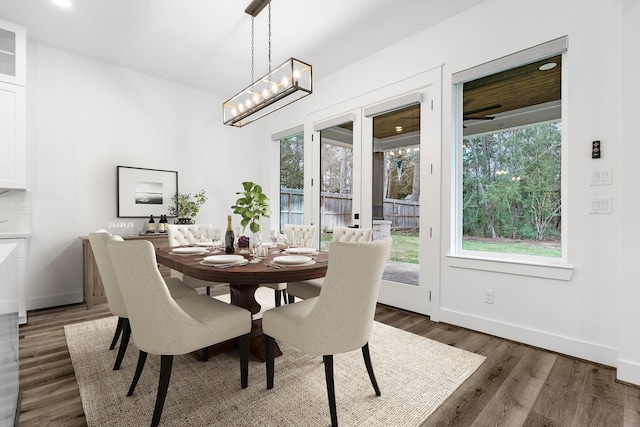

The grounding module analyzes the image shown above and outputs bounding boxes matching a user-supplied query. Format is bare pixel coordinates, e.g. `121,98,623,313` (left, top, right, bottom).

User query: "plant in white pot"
231,182,271,233
168,189,207,224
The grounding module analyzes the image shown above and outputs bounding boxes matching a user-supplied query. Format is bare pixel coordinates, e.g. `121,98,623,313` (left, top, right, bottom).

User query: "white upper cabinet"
0,19,26,189
0,19,26,87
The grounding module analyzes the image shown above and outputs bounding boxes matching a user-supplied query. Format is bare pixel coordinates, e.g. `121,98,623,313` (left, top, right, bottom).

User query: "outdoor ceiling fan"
463,103,502,121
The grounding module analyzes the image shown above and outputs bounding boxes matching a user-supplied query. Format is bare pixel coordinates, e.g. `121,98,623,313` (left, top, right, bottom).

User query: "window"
454,38,566,259
279,130,304,230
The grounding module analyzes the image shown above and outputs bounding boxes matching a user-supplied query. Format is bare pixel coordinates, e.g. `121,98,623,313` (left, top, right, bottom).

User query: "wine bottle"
158,215,166,233
225,215,235,253
147,215,156,234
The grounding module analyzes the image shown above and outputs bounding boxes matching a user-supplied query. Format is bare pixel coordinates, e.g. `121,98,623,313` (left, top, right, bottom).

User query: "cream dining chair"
107,238,252,427
263,237,392,427
262,224,316,307
286,227,373,303
166,223,227,296
88,230,197,370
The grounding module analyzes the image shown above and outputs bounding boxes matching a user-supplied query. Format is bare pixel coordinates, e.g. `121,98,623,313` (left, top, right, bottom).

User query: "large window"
279,131,304,230
455,39,566,259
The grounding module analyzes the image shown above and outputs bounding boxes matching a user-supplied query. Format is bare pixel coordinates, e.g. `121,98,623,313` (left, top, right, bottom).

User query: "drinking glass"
283,232,292,253
211,229,222,250
250,233,262,263
270,229,280,253
294,230,304,249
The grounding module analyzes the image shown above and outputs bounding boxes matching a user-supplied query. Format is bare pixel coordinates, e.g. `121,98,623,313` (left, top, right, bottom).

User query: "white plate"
203,254,244,264
200,259,248,267
285,247,316,255
197,242,214,247
273,255,313,265
171,247,207,254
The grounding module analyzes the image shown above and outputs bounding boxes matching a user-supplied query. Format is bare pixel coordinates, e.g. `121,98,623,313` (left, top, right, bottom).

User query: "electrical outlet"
484,289,494,304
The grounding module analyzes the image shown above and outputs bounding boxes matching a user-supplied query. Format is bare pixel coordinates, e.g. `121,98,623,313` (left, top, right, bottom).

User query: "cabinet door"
0,19,26,86
0,82,26,189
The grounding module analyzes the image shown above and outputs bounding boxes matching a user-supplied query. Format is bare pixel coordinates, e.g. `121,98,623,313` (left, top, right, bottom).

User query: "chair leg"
282,290,289,304
362,343,381,396
113,318,131,370
206,286,211,296
274,290,282,307
127,350,148,396
287,294,295,304
239,334,249,389
266,335,275,389
201,346,209,362
110,317,125,350
323,355,338,427
150,355,173,427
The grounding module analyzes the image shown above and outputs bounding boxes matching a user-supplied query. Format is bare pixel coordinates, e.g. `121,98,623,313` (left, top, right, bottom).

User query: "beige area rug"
65,288,485,426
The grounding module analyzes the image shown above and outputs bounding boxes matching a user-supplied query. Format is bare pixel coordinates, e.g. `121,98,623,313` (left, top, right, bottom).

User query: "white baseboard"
438,308,619,368
617,359,640,386
27,292,83,312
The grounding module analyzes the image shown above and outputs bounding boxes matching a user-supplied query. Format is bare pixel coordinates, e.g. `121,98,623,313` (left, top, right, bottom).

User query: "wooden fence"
280,188,419,230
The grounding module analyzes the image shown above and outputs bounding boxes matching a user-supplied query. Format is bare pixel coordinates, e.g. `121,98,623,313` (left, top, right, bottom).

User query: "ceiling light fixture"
223,0,312,127
51,0,72,7
539,62,557,71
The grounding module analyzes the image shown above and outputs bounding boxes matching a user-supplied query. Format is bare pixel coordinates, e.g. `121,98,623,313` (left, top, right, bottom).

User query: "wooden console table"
80,233,170,309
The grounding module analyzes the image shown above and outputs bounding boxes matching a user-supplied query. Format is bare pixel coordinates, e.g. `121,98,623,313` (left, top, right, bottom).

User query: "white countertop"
0,232,32,239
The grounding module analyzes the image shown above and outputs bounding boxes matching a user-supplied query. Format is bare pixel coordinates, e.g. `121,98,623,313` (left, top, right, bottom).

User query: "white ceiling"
0,0,486,96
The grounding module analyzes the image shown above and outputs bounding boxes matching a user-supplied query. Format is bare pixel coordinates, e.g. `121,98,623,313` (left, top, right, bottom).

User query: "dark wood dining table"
155,246,328,361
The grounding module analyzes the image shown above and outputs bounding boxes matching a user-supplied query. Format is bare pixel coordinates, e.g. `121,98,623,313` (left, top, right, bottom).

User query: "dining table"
155,245,328,362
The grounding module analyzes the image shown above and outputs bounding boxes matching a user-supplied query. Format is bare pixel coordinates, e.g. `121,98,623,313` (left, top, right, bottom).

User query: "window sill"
446,253,574,281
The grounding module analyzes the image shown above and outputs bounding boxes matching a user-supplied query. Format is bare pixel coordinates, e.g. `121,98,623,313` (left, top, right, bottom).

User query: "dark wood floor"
18,293,640,426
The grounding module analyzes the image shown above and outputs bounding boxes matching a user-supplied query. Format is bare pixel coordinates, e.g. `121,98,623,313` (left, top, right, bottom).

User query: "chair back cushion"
88,230,127,317
166,223,212,246
106,239,204,354
296,237,392,355
283,224,316,247
331,227,373,242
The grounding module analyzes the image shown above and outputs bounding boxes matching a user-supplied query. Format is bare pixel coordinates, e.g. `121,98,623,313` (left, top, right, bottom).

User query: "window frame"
449,37,573,281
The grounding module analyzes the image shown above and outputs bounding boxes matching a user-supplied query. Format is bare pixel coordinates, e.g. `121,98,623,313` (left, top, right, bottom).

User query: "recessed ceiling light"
52,0,72,7
539,62,557,71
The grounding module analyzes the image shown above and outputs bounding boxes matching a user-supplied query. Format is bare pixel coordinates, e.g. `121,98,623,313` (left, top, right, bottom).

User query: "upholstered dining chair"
263,224,317,307
88,230,197,370
166,223,227,296
107,238,252,427
286,227,373,303
263,237,392,427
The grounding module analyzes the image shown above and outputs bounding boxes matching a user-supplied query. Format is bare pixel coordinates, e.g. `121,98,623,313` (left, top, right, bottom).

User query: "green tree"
462,122,561,241
280,133,304,189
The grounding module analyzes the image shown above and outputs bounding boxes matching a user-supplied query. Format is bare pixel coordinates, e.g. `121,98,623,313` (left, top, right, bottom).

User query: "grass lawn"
322,230,561,263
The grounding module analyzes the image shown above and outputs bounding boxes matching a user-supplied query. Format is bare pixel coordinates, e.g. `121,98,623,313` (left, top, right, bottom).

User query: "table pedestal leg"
196,284,282,362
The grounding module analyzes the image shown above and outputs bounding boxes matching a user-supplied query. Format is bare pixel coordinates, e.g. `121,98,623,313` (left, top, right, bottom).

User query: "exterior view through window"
461,54,562,257
279,131,304,231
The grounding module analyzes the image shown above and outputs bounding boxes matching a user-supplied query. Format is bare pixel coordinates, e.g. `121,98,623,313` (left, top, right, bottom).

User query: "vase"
175,218,194,224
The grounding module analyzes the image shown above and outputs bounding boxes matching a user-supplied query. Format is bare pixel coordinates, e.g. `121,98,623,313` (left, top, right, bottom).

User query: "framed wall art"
117,166,178,217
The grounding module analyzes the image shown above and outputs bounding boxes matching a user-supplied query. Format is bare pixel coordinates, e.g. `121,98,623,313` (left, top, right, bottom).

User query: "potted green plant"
168,189,207,223
231,182,271,233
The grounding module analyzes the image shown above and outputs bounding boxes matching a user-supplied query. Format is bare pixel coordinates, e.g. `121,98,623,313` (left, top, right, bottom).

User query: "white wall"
25,43,268,309
259,0,638,383
618,0,640,386
17,0,640,385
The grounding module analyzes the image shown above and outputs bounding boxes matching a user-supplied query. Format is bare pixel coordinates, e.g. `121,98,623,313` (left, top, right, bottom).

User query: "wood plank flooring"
18,296,640,426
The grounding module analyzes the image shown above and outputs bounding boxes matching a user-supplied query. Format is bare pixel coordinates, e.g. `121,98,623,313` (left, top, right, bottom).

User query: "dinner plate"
197,242,214,247
273,255,313,265
200,259,248,267
285,247,316,255
171,247,207,255
203,254,244,264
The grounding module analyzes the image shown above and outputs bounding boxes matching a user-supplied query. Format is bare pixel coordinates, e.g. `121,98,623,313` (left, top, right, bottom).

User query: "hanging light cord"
251,16,255,82
250,2,271,80
268,2,272,73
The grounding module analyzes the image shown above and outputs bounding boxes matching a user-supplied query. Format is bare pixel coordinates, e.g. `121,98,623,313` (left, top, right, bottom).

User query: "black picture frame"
117,166,178,218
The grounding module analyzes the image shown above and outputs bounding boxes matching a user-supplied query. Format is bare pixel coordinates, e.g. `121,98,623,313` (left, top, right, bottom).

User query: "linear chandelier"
223,0,312,127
